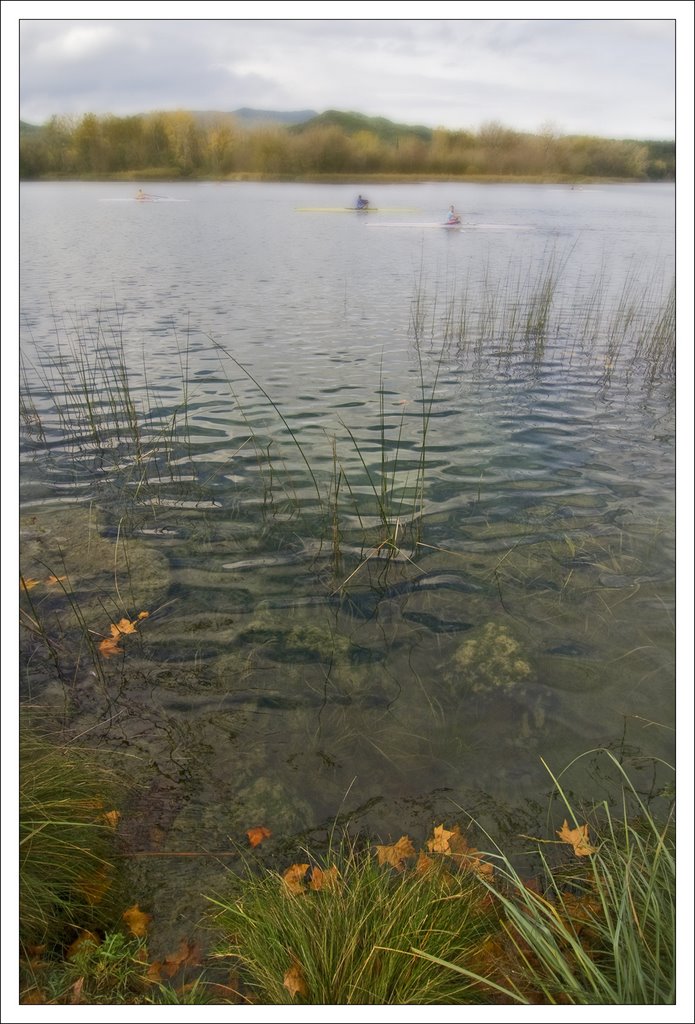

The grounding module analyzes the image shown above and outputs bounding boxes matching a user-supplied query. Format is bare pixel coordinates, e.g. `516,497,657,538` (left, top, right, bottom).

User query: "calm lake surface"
19,181,675,945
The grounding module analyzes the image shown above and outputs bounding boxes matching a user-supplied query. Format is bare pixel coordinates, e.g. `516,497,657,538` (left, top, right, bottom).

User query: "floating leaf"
448,829,494,877
283,960,308,999
557,820,598,857
426,824,456,854
309,865,340,891
123,903,152,937
112,617,138,636
99,636,124,658
282,863,310,895
149,939,202,981
246,825,272,848
415,852,437,875
375,835,416,871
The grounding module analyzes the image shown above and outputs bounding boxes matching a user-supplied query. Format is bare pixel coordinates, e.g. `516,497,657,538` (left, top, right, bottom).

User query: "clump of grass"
19,723,125,950
208,836,497,1005
417,749,675,1005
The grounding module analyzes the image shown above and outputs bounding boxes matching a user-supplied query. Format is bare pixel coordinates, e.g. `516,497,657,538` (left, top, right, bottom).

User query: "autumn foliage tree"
19,110,673,181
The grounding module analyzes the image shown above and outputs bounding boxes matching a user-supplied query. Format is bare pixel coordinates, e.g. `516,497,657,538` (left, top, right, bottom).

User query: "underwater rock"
452,621,532,697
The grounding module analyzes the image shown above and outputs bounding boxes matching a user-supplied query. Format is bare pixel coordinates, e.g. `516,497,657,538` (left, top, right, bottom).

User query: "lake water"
19,181,675,949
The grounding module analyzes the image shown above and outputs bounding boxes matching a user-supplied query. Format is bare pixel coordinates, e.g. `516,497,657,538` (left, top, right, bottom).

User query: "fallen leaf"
66,931,101,959
112,617,138,636
427,824,456,854
283,960,308,999
138,610,150,619
282,863,310,895
70,977,84,1004
448,830,494,877
557,820,598,857
99,636,124,658
103,809,121,830
22,578,42,590
123,903,152,937
309,865,340,891
46,575,68,586
246,825,272,848
415,852,438,875
149,939,202,980
375,835,416,871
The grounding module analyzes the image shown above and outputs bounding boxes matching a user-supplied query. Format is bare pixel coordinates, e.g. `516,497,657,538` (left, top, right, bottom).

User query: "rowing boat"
295,207,420,213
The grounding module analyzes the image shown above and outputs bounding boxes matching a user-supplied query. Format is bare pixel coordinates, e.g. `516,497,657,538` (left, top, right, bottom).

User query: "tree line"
19,110,675,181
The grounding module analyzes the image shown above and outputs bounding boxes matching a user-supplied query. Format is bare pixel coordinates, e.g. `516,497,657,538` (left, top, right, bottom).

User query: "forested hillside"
19,109,675,181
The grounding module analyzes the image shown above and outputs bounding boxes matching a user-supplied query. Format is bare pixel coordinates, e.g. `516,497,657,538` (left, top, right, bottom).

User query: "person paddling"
356,194,370,209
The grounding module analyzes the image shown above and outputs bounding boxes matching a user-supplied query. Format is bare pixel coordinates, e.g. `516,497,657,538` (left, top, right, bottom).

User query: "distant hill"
290,109,433,143
188,108,318,129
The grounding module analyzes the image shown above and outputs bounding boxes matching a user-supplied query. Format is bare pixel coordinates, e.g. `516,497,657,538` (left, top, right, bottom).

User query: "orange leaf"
66,931,101,959
557,820,598,857
246,825,272,848
309,865,340,891
99,636,123,657
22,578,41,589
415,852,438,875
123,903,152,937
69,977,85,1004
375,835,416,871
283,960,308,999
426,824,456,854
138,610,150,619
46,575,68,586
282,863,310,895
151,939,202,980
103,809,121,830
112,617,137,636
448,830,494,877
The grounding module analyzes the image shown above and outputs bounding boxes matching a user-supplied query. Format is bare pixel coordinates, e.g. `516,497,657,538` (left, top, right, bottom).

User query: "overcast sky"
9,3,687,140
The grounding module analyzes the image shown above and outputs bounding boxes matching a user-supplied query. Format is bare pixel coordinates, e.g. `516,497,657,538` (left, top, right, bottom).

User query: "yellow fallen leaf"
138,610,150,619
123,903,152,937
427,824,456,854
282,863,310,895
557,820,598,857
375,835,416,871
448,830,494,877
283,960,308,999
103,809,121,830
22,578,41,590
46,575,68,586
415,852,438,875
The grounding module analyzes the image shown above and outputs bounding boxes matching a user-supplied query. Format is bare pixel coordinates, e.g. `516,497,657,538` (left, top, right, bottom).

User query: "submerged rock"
452,621,532,696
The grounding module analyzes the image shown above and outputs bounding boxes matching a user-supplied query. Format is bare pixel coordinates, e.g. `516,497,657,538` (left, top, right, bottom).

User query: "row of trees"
19,110,674,181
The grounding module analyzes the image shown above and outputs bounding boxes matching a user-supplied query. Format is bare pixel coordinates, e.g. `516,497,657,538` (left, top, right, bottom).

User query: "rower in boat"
445,204,461,225
355,194,370,209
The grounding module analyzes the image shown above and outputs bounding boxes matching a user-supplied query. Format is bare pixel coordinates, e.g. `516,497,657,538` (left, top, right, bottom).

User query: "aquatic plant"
411,749,676,1004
